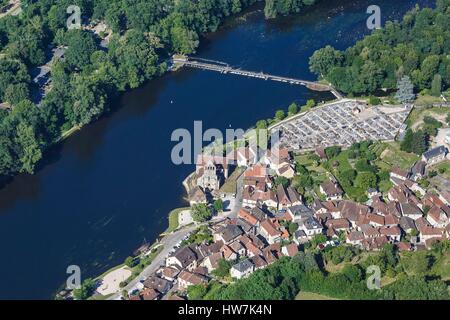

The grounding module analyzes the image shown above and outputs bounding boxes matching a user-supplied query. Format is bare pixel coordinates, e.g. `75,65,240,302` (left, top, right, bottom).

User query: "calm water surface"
0,0,434,299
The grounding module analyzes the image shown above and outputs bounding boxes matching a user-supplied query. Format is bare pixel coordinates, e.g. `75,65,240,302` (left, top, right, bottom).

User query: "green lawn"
431,252,450,280
375,142,419,171
406,106,450,129
295,291,339,300
414,94,446,108
430,160,450,179
219,167,245,194
332,150,353,172
164,207,189,233
294,153,315,167
379,180,394,193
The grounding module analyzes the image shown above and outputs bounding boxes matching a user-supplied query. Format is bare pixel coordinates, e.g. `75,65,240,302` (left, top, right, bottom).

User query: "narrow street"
108,171,244,300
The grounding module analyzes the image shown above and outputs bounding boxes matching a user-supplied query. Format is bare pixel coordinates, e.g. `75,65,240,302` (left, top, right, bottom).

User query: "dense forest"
188,241,450,300
0,0,261,179
264,0,317,19
0,1,448,181
309,0,450,96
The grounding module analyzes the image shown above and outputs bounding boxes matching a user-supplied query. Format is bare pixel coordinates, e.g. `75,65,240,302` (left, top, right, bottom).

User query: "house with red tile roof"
399,202,423,220
379,226,402,242
426,206,449,228
396,242,412,251
390,167,409,181
178,271,208,290
325,218,351,231
238,208,260,226
260,219,283,244
346,231,365,246
320,181,344,201
420,227,446,242
140,288,160,301
281,243,298,257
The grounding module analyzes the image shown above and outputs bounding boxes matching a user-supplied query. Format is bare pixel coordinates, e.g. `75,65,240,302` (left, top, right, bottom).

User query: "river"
0,0,434,299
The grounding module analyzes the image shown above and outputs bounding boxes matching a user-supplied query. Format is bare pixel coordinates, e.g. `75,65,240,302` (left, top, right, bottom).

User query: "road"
433,128,450,149
107,172,244,300
0,1,21,19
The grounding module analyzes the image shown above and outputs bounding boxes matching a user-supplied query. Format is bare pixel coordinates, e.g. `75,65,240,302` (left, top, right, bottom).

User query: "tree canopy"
309,4,450,96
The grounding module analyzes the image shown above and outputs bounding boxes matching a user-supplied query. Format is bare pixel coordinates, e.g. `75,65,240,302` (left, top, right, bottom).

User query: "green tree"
187,283,208,300
355,158,376,172
124,256,136,268
171,26,199,54
288,222,299,235
338,169,357,188
274,176,289,188
395,76,415,103
368,96,381,105
431,74,442,97
400,129,414,153
64,30,98,70
306,99,316,109
68,76,107,126
355,172,377,190
288,102,298,115
325,146,341,159
191,204,212,223
309,45,343,76
4,83,29,106
212,259,232,278
214,199,224,212
275,110,285,121
15,122,42,174
310,234,327,248
256,119,268,129
73,278,96,300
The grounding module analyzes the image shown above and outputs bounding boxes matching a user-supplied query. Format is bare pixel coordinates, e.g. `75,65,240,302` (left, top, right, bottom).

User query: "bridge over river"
173,57,343,100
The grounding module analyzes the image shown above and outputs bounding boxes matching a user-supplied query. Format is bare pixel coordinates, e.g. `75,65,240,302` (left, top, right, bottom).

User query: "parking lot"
271,100,412,151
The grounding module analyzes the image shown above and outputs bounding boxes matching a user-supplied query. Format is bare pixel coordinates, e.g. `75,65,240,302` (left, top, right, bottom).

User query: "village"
118,101,450,300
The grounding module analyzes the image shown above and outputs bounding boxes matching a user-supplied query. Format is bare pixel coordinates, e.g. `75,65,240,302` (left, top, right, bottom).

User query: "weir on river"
173,56,343,99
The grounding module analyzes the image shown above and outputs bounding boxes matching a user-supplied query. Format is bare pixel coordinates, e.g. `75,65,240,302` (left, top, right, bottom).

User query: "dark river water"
0,0,434,299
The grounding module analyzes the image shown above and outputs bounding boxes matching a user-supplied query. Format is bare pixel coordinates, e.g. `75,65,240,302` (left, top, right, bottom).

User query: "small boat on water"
133,238,150,257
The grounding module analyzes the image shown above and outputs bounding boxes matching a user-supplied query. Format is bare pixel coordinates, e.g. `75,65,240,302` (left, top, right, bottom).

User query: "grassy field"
326,150,366,200
406,106,449,130
165,207,190,233
294,152,329,184
375,142,419,171
431,252,450,280
219,167,245,194
430,160,450,178
414,94,445,108
294,152,315,167
295,291,339,300
331,150,353,172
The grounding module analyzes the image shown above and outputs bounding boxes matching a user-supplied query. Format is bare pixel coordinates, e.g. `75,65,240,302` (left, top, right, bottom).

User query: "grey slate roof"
288,204,313,219
399,216,417,231
423,146,447,160
173,246,198,268
301,216,322,230
218,224,244,242
411,161,426,177
232,259,254,272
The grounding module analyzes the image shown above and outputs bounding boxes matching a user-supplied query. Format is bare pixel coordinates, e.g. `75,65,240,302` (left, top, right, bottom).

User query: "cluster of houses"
129,211,302,301
191,146,296,202
129,143,450,300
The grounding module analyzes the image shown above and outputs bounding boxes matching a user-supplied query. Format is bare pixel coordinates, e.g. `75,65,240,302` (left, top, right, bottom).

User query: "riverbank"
0,0,433,299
